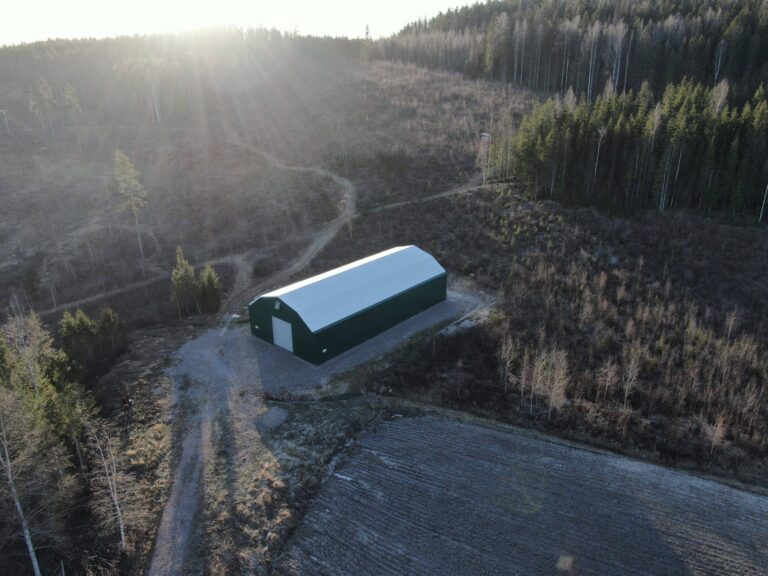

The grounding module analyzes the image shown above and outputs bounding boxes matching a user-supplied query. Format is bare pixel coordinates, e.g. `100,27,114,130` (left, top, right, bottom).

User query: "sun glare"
2,0,460,46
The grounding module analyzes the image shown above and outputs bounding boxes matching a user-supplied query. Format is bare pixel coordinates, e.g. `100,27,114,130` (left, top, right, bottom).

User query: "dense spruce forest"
376,0,768,218
491,79,768,216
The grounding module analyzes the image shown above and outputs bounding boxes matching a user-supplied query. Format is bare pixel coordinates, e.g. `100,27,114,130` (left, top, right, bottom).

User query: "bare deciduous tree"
710,415,727,455
623,345,641,408
547,349,569,420
519,346,532,407
712,79,729,115
597,357,619,402
0,390,42,576
86,423,127,551
725,307,739,340
498,324,519,392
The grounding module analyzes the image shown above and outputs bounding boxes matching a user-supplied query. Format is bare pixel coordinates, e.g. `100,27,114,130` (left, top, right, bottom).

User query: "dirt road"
37,145,492,318
222,142,357,313
280,415,768,575
146,295,476,575
367,172,486,213
133,142,489,574
37,250,245,318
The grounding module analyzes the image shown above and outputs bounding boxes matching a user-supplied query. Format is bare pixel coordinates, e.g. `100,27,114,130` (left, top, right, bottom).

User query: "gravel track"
146,295,476,575
222,142,357,313
280,416,768,575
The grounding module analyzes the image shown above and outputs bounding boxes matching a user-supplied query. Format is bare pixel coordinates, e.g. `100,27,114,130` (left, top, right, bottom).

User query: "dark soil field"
279,415,768,576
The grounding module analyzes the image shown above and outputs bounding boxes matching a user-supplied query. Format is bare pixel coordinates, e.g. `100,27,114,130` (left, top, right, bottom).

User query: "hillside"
0,5,767,576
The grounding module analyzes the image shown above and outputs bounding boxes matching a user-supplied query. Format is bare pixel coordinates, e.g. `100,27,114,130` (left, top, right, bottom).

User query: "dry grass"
2,59,537,328
190,400,382,574
80,326,196,575
315,190,768,485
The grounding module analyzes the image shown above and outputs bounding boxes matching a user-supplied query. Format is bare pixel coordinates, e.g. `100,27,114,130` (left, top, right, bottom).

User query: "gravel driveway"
214,295,474,397
279,416,768,575
148,295,475,575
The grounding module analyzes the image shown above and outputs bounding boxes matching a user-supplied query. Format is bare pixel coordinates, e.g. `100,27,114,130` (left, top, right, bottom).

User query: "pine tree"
97,307,125,353
113,150,148,276
198,265,222,314
171,247,199,317
59,309,98,374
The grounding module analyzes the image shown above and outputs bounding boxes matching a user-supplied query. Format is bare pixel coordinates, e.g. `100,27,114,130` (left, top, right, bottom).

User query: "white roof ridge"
253,245,445,332
264,245,413,298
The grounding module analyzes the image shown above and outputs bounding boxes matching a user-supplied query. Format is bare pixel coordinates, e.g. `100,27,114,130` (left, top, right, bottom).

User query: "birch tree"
497,325,518,392
607,22,627,93
591,126,607,198
597,357,619,402
622,344,642,408
547,349,569,420
0,389,42,576
86,423,126,551
585,22,602,101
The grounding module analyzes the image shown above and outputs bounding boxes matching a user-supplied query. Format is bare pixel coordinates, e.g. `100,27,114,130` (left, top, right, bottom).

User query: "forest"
377,0,768,101
0,29,361,129
0,2,767,575
375,0,768,218
490,79,768,216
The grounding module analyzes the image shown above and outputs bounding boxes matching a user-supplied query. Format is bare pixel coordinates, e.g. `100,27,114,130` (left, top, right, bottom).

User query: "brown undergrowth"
316,190,768,486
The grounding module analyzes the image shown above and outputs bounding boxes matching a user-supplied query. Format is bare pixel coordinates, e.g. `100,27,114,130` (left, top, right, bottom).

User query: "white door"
271,317,293,352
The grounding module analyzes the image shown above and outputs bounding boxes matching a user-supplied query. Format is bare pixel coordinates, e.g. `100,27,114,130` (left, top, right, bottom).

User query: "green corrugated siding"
248,273,447,364
248,296,316,360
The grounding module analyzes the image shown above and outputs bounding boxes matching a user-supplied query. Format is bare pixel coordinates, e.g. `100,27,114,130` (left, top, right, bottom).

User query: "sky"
1,0,464,47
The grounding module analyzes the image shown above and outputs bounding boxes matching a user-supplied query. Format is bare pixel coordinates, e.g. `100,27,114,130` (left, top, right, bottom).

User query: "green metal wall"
248,296,317,361
248,273,447,364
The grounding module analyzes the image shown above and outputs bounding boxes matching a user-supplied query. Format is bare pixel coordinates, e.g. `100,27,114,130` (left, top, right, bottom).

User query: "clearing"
146,293,477,575
278,415,768,575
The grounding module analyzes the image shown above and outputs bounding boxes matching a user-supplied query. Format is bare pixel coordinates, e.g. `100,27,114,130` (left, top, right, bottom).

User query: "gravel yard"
279,416,768,575
189,295,475,398
149,294,475,574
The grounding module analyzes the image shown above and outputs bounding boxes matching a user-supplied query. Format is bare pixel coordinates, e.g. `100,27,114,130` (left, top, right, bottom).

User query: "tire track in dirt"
146,324,259,576
146,416,207,576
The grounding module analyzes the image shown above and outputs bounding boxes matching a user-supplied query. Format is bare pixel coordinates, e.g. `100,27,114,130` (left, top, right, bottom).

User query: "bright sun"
2,0,461,46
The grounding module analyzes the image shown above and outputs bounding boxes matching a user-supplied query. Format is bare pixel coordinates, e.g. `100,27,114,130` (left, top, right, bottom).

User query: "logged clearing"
279,416,768,575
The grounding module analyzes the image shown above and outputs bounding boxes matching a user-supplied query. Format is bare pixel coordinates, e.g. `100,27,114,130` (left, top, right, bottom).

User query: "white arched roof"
254,246,445,333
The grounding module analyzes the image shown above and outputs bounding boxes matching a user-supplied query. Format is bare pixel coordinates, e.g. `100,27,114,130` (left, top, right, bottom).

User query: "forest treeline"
0,28,362,133
489,79,768,217
376,0,768,102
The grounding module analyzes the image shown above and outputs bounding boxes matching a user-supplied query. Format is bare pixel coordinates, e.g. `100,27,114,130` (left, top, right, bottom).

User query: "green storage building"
248,245,447,364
